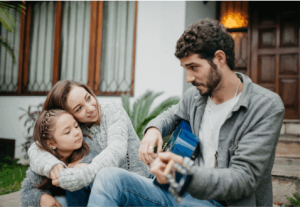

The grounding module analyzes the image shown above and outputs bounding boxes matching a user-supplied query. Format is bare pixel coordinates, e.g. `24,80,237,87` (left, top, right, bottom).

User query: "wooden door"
249,2,300,119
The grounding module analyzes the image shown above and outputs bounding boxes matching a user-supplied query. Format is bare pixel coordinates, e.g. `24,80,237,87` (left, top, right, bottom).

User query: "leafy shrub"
19,103,43,159
0,156,28,195
285,193,300,207
121,90,180,140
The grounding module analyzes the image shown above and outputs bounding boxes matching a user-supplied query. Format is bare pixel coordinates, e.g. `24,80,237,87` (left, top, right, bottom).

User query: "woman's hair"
175,18,235,70
43,80,101,125
33,109,90,190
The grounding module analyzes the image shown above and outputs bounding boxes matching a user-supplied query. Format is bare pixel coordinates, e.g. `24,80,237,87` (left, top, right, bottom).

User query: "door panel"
250,2,300,119
280,54,298,74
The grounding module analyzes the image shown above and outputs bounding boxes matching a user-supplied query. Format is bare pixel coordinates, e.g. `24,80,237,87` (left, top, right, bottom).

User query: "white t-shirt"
195,93,241,168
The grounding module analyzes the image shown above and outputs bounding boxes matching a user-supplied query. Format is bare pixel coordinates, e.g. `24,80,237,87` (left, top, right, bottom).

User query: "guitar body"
159,120,201,203
163,120,200,160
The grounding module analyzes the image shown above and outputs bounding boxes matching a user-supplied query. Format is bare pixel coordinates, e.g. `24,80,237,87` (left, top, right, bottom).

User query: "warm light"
220,1,248,29
222,12,248,28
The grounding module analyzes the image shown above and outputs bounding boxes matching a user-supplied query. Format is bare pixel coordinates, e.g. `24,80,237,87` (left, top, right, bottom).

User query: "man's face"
180,53,222,96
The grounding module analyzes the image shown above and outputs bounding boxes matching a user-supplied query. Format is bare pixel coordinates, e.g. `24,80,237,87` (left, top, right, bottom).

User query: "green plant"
19,103,43,159
0,156,28,195
0,1,25,63
285,193,300,207
121,90,180,140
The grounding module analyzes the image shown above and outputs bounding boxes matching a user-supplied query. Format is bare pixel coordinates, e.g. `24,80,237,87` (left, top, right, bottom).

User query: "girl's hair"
43,80,101,125
33,109,90,190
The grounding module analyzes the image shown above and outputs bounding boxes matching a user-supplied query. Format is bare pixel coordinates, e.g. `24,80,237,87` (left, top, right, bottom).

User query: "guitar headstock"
164,157,195,203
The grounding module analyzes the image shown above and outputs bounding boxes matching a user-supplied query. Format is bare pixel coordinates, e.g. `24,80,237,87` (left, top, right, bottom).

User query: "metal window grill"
99,1,135,93
27,2,55,92
0,9,20,92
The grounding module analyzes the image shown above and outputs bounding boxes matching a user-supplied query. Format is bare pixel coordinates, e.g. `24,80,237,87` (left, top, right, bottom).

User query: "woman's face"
66,86,99,127
52,113,83,154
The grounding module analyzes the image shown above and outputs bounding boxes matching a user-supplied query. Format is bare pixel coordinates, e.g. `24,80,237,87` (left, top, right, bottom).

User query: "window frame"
0,1,138,96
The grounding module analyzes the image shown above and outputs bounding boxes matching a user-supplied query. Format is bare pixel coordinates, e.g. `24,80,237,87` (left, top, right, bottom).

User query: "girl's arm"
19,168,52,207
58,102,131,191
28,143,66,178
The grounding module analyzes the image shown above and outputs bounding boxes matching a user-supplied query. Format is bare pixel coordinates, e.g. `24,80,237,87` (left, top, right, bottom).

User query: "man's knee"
94,167,131,186
93,167,133,194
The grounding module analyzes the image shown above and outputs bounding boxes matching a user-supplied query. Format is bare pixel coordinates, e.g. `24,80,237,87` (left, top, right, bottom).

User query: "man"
87,19,284,207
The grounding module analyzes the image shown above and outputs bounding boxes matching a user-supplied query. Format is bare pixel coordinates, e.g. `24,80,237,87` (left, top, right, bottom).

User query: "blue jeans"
65,184,93,206
87,167,223,207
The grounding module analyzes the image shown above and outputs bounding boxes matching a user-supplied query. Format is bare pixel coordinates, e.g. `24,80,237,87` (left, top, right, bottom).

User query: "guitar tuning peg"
173,163,180,169
171,182,179,189
166,174,172,180
176,197,183,203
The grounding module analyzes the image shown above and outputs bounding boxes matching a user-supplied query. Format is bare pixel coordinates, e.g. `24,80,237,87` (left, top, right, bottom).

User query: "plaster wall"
183,1,217,94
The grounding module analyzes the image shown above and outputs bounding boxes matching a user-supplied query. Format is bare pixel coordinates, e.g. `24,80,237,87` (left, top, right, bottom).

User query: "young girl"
20,109,101,207
25,80,151,205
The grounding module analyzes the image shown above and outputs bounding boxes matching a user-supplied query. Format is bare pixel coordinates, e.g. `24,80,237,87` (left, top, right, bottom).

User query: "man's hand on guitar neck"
139,127,163,165
150,152,183,184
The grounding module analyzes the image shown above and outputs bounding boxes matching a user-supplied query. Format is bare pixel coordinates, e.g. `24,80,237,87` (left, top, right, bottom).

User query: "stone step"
275,135,300,159
272,156,300,205
281,120,300,136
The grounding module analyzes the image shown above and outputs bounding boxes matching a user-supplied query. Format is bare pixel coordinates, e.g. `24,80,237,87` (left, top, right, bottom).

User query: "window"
219,1,249,74
0,8,21,93
0,1,138,96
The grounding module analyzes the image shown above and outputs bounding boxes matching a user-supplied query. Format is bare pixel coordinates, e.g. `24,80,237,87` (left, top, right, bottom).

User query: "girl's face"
51,113,83,155
66,86,99,127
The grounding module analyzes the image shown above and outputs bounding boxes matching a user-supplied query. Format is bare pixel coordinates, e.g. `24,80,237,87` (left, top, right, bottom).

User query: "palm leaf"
0,36,15,63
135,114,158,139
131,91,152,129
148,96,180,118
0,7,16,31
137,91,163,129
121,93,131,119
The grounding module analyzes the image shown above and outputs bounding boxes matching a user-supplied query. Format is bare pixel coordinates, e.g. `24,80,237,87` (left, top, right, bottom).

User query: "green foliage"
19,103,43,159
285,193,300,207
121,90,180,140
0,1,26,63
0,156,29,195
0,36,16,63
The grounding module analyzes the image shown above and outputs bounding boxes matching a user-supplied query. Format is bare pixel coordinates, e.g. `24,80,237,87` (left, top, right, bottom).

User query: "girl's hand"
40,194,62,207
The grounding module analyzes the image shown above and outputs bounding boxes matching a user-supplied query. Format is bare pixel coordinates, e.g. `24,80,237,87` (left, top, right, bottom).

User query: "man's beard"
192,61,222,96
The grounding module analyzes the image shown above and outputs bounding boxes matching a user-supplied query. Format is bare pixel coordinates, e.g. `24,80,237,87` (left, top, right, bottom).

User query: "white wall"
0,1,186,163
183,1,216,94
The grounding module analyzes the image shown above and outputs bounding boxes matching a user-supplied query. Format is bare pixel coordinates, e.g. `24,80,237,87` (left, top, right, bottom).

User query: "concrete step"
0,191,20,207
275,135,300,159
272,157,300,205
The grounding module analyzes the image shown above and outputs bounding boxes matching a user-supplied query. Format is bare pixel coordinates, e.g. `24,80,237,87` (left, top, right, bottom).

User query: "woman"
20,109,100,206
25,80,151,205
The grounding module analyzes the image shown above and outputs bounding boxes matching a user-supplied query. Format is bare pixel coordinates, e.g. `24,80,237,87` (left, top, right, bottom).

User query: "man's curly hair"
175,18,235,70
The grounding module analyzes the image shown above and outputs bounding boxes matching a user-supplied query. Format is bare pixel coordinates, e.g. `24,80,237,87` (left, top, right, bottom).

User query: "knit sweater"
20,136,101,207
27,102,151,192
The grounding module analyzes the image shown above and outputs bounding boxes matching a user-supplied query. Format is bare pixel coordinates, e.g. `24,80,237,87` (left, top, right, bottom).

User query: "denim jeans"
65,184,93,206
87,167,223,207
54,195,68,207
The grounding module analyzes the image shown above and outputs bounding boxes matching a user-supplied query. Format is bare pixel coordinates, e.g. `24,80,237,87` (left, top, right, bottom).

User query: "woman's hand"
150,152,183,184
40,194,62,207
139,127,163,165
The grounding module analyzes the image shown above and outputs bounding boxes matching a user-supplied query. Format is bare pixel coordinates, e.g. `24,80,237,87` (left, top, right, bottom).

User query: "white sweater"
28,102,151,192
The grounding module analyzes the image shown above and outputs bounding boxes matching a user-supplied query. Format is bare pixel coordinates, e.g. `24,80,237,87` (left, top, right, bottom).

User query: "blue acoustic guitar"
158,120,202,203
163,120,201,160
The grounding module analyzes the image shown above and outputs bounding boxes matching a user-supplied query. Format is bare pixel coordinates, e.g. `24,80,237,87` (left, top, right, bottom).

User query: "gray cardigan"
145,73,285,206
20,136,101,207
27,102,151,191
